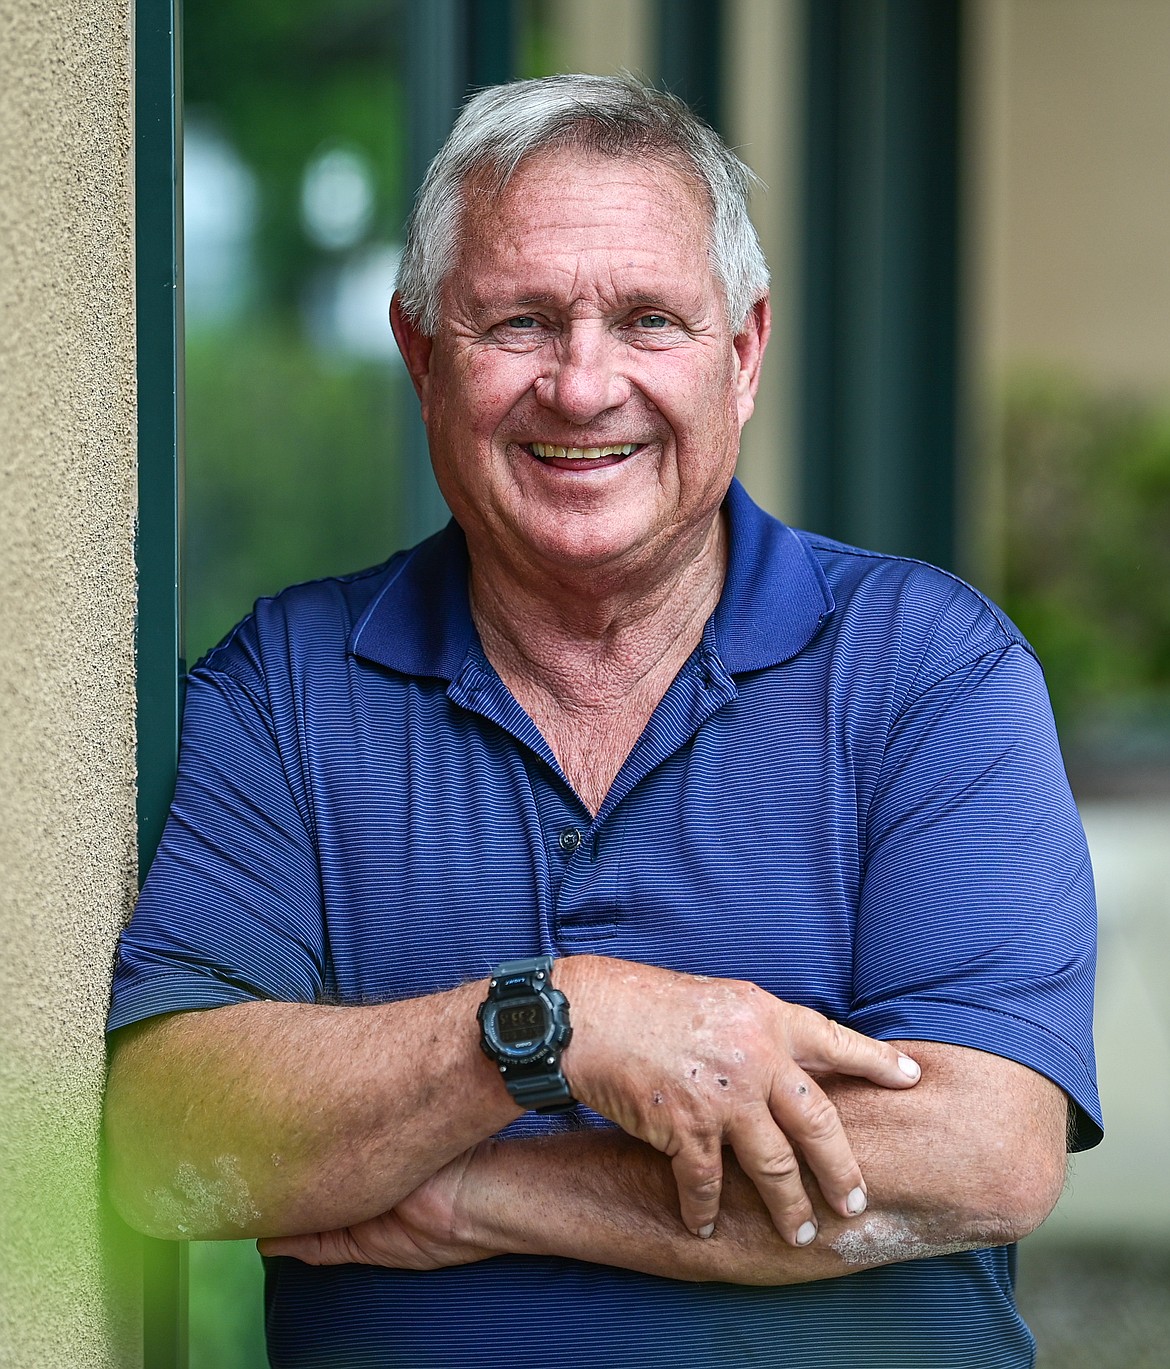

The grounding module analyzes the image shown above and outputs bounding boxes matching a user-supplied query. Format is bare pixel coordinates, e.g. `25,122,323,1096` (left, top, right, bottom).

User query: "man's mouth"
529,443,639,463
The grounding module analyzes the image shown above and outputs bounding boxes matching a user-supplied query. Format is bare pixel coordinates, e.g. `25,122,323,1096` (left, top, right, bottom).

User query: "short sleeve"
108,656,326,1031
847,642,1102,1150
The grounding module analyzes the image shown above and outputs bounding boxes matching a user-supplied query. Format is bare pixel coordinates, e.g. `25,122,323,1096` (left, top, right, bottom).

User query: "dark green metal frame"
656,0,725,138
799,0,963,569
135,0,187,1364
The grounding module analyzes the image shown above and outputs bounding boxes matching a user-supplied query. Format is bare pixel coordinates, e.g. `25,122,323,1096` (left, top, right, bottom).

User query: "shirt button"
558,826,583,854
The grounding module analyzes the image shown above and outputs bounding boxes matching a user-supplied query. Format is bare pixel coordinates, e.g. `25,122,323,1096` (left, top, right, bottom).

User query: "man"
106,75,1100,1367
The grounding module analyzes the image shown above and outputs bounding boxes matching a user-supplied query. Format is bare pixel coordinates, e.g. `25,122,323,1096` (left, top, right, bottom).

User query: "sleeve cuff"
106,973,265,1033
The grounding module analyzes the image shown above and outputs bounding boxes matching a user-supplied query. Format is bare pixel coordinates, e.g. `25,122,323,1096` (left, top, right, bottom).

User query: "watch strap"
493,954,555,988
503,1067,575,1113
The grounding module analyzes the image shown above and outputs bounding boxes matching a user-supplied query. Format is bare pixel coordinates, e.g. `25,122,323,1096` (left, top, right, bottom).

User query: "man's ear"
733,294,771,430
390,293,434,416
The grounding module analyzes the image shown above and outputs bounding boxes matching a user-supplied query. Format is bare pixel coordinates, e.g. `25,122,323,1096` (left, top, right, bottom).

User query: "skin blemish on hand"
715,1076,730,1089
652,1091,664,1105
796,1083,809,1096
147,1154,261,1236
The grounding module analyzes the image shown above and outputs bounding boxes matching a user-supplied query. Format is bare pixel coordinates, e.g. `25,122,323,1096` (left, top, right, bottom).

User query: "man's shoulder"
790,528,1035,684
722,484,1031,683
194,552,410,687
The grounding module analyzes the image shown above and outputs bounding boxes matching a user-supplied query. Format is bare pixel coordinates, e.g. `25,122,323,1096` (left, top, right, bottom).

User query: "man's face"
393,149,769,584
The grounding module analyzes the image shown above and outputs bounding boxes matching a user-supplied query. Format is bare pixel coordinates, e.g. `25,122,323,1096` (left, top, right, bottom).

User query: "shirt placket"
448,637,739,959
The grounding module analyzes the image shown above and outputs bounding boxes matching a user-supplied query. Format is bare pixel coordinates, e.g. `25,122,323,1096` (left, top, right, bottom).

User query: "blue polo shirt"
111,479,1100,1368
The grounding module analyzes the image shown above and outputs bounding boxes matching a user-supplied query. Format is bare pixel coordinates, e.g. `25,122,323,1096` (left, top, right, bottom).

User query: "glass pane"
183,0,411,663
182,2,412,1362
188,1240,266,1369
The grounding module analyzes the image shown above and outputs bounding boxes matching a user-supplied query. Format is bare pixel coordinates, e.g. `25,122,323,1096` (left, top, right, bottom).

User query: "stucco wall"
0,0,141,1363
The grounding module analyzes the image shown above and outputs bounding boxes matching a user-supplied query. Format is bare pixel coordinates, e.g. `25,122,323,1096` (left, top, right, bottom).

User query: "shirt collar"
348,478,834,679
348,521,476,679
713,477,835,672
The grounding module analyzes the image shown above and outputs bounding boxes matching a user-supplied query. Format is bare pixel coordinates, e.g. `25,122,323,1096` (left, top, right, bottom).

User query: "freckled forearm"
104,990,520,1241
459,1131,983,1286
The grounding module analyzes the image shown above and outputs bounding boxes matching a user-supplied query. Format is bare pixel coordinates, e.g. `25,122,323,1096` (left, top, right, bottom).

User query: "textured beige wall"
0,0,141,1363
974,0,1170,393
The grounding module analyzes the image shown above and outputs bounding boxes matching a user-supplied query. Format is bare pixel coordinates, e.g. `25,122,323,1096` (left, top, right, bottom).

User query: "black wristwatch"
477,956,575,1113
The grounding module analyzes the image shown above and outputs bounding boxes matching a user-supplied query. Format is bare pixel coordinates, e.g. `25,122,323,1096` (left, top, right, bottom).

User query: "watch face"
485,996,551,1059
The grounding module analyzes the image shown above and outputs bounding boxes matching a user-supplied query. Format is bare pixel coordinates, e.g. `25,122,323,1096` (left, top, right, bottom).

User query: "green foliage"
184,0,409,317
184,323,409,662
999,374,1170,729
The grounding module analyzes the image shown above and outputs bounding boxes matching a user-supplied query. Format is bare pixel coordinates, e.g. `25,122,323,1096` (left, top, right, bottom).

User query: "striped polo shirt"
111,478,1101,1368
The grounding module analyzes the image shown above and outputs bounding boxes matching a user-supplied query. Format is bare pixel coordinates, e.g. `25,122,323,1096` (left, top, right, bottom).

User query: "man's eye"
506,316,537,329
636,314,670,329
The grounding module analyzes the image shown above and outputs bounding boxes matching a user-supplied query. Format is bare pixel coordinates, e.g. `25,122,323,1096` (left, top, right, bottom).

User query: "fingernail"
697,1223,716,1239
846,1186,867,1215
898,1054,921,1080
795,1220,817,1246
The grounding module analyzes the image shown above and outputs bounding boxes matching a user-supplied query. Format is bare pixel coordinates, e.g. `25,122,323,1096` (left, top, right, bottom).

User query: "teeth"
531,443,637,461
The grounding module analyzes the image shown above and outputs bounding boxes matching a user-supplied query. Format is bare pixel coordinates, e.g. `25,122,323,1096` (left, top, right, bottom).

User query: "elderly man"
106,75,1100,1367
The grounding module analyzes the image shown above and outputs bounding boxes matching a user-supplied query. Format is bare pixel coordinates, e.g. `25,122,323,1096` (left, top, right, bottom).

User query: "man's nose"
534,323,631,423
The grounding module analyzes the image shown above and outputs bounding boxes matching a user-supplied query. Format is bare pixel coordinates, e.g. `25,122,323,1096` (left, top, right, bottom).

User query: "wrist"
446,1140,483,1248
449,1139,523,1256
549,954,610,1097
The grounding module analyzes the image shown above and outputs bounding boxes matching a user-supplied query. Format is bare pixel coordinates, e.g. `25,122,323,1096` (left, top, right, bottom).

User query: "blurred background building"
2,1,1166,1366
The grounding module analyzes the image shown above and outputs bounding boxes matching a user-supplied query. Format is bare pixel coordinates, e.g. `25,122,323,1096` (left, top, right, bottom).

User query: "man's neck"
467,513,728,714
466,514,728,815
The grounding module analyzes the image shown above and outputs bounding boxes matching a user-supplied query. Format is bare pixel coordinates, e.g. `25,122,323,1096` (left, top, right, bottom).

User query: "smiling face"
392,149,769,593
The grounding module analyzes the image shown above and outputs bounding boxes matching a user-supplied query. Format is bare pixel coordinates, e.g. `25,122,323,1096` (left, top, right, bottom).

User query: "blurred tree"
1000,375,1170,772
184,326,406,661
184,0,409,319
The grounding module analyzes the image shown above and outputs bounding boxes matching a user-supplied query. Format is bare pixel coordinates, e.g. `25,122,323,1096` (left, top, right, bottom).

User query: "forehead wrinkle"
452,151,720,323
474,241,715,316
473,149,709,249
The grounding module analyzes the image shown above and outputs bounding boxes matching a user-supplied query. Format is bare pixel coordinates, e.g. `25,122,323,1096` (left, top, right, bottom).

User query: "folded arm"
262,1041,1069,1284
104,954,919,1244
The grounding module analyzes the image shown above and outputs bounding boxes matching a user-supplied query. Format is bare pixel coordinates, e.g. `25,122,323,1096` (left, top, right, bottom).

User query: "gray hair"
395,73,769,333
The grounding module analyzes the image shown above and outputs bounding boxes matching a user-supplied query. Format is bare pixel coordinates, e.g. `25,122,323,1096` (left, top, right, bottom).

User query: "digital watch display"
477,956,575,1112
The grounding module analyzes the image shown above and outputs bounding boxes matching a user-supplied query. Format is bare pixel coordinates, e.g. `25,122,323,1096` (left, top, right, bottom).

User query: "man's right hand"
555,956,921,1246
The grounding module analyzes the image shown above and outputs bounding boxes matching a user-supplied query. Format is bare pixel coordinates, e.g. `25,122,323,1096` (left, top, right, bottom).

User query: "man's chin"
504,512,668,581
